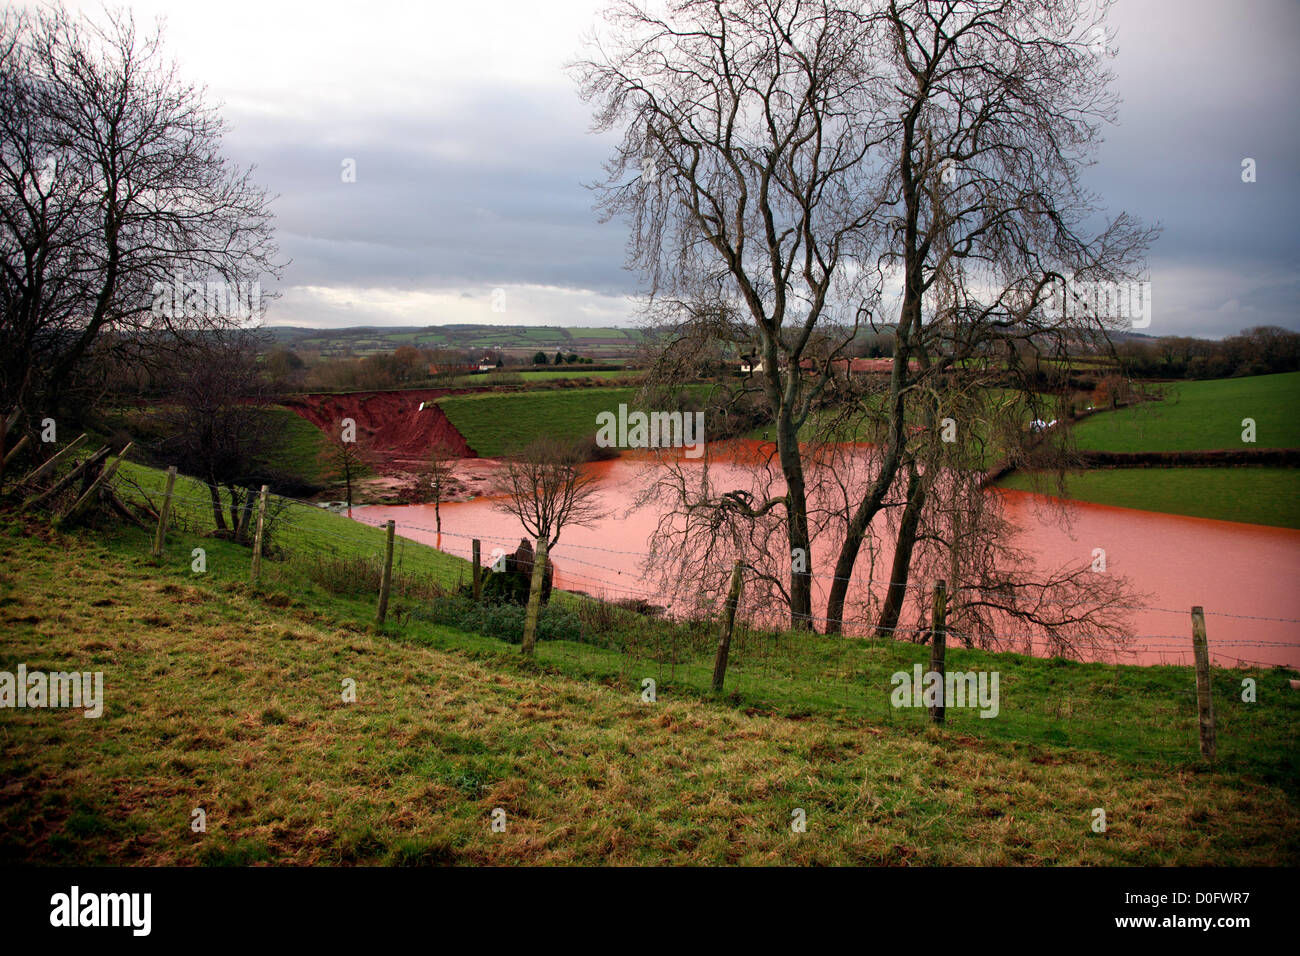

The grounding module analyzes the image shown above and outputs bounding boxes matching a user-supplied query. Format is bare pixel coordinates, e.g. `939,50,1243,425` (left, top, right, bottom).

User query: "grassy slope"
97,461,1300,783
2,519,1297,865
1072,372,1300,452
1000,467,1300,530
436,386,715,457
112,460,467,583
265,406,336,486
437,387,641,456
1000,373,1300,527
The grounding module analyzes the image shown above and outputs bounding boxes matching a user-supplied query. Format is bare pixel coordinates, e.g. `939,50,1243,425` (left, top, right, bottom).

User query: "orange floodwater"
356,451,1300,669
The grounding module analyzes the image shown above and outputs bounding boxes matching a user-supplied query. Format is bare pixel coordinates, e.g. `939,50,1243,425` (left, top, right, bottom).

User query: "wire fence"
105,466,1300,776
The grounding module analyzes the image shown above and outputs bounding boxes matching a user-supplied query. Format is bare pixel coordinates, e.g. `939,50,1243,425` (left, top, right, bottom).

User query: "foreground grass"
1073,372,1300,452
1,516,1298,865
108,459,1300,780
999,467,1300,530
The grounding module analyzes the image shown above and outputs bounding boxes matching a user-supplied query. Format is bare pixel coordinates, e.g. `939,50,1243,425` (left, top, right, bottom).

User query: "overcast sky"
42,0,1300,337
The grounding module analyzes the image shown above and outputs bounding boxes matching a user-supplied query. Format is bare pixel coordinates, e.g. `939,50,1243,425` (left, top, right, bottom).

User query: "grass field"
437,387,641,456
998,373,1300,526
2,511,1297,865
1073,372,1300,452
436,386,707,457
516,369,641,382
999,467,1300,529
264,407,337,486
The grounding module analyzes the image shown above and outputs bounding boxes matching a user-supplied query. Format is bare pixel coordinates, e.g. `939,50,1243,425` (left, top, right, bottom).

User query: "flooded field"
357,451,1300,669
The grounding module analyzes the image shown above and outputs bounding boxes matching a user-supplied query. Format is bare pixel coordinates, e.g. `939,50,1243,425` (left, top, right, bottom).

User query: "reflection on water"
356,452,1300,669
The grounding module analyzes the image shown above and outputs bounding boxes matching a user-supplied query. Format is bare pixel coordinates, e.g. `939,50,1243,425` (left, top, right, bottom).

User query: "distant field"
436,387,645,456
272,325,648,357
998,467,1300,529
1073,372,1300,452
569,328,633,340
517,369,640,381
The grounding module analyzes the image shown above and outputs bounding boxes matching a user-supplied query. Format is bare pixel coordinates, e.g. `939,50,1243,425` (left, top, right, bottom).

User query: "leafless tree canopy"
0,3,280,434
577,0,1156,650
494,437,608,550
154,331,282,534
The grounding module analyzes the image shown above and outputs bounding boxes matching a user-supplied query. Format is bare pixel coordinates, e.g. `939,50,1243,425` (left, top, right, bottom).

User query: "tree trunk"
236,486,256,544
227,483,241,532
208,479,227,531
874,463,926,641
776,411,814,630
823,355,909,633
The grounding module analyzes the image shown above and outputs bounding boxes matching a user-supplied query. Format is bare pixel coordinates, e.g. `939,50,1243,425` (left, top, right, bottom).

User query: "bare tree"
0,4,280,440
319,432,369,518
577,0,1155,644
494,437,607,551
426,440,455,536
156,333,281,533
575,0,891,627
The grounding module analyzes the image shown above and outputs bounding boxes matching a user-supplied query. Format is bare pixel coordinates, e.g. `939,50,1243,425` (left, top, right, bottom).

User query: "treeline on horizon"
1111,325,1300,380
88,320,1300,402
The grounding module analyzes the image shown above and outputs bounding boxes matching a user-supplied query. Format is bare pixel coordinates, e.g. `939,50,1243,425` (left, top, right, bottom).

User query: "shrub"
421,594,583,644
574,432,620,462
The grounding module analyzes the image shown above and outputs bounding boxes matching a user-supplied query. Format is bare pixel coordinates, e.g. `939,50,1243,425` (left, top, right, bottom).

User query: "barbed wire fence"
103,465,1300,774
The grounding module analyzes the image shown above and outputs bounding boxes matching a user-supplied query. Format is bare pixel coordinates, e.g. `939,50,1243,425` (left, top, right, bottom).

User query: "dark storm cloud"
1082,0,1300,336
220,86,631,300
202,0,1296,335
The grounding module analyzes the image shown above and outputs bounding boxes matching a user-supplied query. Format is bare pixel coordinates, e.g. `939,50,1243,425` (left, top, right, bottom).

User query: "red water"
356,453,1300,669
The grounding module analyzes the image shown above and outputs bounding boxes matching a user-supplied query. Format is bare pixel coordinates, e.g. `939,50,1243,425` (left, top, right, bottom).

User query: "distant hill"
261,324,651,360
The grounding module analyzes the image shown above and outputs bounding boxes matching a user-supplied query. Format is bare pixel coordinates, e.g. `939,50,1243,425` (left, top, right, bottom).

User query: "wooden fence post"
250,485,269,585
520,537,548,658
61,442,132,524
2,433,30,474
22,446,108,513
14,433,86,488
472,539,481,602
929,580,948,724
151,466,177,560
1191,606,1216,762
712,560,745,693
376,519,396,626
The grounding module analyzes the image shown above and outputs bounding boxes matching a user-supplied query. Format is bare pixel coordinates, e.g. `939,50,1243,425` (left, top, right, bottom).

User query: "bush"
421,594,583,644
573,432,621,462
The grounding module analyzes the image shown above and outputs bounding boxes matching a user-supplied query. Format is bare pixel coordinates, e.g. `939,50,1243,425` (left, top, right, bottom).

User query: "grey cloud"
212,2,1296,335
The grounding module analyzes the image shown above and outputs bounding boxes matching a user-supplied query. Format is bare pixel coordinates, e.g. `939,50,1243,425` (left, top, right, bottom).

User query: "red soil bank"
282,388,479,471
